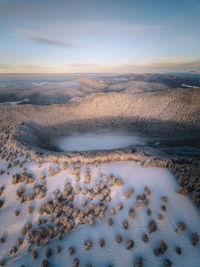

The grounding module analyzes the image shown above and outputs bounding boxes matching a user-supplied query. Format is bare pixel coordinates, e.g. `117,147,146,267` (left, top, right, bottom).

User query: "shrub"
32,250,38,260
45,248,52,257
15,209,20,216
122,220,129,229
83,240,93,250
134,256,143,267
144,186,151,196
146,208,151,216
148,220,157,234
72,258,80,267
115,234,123,243
125,239,134,249
175,246,182,255
68,247,75,256
191,232,199,246
110,207,116,216
163,258,171,267
41,260,49,267
142,233,149,243
55,246,61,253
124,187,134,198
117,202,123,210
98,238,105,247
0,199,4,209
178,221,186,231
161,196,168,204
107,218,113,226
161,205,167,212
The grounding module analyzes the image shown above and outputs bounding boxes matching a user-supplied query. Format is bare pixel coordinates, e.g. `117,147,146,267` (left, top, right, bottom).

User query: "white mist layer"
54,131,148,151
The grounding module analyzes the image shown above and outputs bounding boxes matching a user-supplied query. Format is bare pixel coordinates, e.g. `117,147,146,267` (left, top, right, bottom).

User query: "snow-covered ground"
30,81,81,88
53,131,148,151
0,159,200,267
181,84,199,89
0,99,29,106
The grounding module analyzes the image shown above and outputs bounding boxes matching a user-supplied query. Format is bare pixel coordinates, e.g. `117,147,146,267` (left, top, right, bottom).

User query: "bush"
72,258,80,267
68,247,75,256
191,232,199,246
32,250,38,260
55,246,61,253
0,199,4,209
41,260,49,267
83,239,93,250
134,257,143,267
163,258,171,267
107,218,113,226
175,246,182,255
146,208,151,216
144,186,151,196
115,234,123,243
110,207,116,216
161,196,168,204
0,236,6,244
15,209,20,216
125,239,134,249
142,233,149,243
178,221,186,231
45,248,52,257
117,202,123,210
161,205,166,212
98,238,105,247
148,220,157,234
124,187,134,198
122,220,129,229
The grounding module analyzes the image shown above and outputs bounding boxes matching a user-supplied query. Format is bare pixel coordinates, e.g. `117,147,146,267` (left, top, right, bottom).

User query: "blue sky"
0,0,200,73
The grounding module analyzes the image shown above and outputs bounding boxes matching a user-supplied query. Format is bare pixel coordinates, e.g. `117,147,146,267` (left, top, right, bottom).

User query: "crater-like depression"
13,115,200,157
52,130,150,152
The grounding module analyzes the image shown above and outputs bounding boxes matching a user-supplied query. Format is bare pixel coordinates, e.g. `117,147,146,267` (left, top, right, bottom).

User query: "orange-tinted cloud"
0,59,200,74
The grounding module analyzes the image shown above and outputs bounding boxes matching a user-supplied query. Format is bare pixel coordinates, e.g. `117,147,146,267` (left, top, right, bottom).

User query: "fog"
53,130,148,151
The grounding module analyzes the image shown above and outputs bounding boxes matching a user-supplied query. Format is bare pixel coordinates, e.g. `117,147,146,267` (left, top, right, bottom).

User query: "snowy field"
0,158,200,267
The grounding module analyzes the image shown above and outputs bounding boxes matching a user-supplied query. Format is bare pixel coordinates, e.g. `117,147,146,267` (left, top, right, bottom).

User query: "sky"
0,0,200,74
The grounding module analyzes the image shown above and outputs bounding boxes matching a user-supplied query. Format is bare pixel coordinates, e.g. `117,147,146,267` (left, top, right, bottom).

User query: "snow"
182,84,199,89
30,81,81,88
0,99,29,106
113,78,128,82
53,131,148,151
0,159,200,267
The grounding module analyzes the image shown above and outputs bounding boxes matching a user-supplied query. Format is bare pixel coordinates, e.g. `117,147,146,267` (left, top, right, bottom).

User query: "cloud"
16,27,79,48
25,34,78,48
115,60,200,73
189,70,197,73
15,20,167,46
0,64,61,73
65,60,200,73
0,64,13,69
67,63,101,68
1,60,200,74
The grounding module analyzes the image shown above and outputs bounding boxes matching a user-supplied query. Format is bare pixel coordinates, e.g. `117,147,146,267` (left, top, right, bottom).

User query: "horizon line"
0,71,200,76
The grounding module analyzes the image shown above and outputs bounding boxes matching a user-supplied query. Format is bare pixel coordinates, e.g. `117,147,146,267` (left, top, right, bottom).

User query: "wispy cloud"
114,60,200,73
0,64,64,74
24,34,78,48
16,20,167,45
0,64,12,69
67,63,101,68
15,26,79,48
1,60,200,74
46,21,166,36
